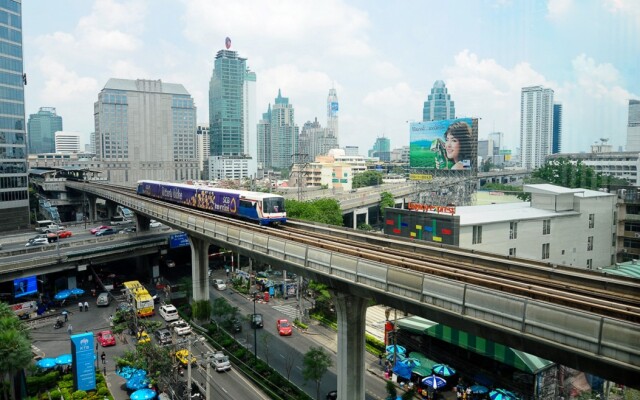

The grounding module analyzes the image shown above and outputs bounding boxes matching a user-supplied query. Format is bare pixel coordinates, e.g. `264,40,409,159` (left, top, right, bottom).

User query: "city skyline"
23,0,639,157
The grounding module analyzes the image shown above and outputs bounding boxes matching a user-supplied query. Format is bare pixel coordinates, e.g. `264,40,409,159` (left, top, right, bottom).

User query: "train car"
136,180,286,226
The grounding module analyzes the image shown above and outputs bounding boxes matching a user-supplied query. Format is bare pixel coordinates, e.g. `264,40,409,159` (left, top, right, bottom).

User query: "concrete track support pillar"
333,292,368,400
189,236,210,302
105,200,117,219
86,195,97,222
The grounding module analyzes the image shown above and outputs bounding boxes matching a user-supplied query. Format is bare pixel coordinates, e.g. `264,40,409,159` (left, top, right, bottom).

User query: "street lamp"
252,291,258,362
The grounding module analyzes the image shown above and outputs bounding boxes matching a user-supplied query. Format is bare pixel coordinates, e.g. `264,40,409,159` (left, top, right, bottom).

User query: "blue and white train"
136,180,286,226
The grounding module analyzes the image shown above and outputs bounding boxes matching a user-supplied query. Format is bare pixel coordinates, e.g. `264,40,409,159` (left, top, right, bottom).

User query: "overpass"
4,181,638,398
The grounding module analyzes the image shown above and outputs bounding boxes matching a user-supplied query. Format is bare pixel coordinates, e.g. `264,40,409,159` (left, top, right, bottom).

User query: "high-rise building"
626,100,640,151
553,103,563,154
327,88,339,145
297,117,338,162
344,146,359,156
209,47,257,180
0,0,29,230
196,124,210,179
54,132,81,153
520,85,554,169
423,80,455,121
94,78,198,184
369,136,391,162
257,90,299,170
27,107,63,154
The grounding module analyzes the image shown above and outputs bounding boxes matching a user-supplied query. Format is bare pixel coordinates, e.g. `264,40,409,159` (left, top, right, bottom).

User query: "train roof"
138,180,283,199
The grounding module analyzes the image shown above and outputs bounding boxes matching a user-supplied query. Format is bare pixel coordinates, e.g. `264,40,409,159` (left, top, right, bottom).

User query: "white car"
149,220,162,228
212,279,226,290
26,237,49,247
170,319,192,336
159,304,179,322
207,351,231,372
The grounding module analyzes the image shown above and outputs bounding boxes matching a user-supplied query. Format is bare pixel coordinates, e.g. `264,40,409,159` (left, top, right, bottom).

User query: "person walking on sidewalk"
78,301,83,312
101,352,106,365
83,301,89,311
67,324,73,335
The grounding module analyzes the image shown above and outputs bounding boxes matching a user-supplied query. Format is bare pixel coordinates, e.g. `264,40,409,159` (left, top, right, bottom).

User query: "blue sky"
22,0,639,156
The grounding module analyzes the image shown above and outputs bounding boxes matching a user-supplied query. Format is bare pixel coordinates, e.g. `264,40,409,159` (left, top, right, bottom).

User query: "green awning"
397,316,553,374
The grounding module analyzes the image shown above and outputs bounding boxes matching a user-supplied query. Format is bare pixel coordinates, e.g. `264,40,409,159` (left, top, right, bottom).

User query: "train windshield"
263,197,285,214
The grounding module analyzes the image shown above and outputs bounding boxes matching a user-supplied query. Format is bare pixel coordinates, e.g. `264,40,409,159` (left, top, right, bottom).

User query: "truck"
35,220,63,233
206,351,231,372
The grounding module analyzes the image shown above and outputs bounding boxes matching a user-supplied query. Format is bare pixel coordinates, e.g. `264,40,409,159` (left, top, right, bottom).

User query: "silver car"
96,292,110,306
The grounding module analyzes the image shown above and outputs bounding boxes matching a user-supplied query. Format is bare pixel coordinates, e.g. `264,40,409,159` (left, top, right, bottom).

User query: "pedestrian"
84,301,89,311
78,301,83,312
67,324,73,335
378,353,383,366
101,351,106,365
63,310,68,322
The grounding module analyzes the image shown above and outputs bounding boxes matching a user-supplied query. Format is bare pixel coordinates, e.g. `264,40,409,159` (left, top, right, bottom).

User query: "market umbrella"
385,344,406,355
130,388,156,400
36,358,57,369
54,290,71,300
55,354,72,365
432,363,456,377
70,288,85,296
386,352,406,362
421,375,447,389
470,385,489,394
126,376,150,391
490,388,519,400
399,358,421,368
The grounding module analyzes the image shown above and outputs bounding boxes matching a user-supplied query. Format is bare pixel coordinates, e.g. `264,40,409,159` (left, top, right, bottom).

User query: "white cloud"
547,0,574,20
603,0,640,22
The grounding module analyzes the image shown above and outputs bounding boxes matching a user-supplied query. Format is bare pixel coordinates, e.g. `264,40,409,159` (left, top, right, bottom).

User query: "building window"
472,226,482,244
587,236,594,251
509,222,518,240
543,219,551,235
613,211,617,224
612,233,616,247
588,214,595,229
587,259,593,269
542,243,550,260
509,248,516,257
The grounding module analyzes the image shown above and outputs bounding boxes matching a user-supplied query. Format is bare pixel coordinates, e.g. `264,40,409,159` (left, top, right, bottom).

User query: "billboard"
384,207,459,246
409,118,478,172
169,232,190,249
14,276,37,298
71,332,96,391
330,101,339,117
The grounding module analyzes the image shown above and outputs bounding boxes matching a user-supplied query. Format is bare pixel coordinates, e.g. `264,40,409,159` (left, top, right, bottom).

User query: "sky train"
136,180,287,226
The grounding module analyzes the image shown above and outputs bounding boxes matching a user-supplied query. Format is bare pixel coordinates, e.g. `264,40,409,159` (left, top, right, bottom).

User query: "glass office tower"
0,0,29,231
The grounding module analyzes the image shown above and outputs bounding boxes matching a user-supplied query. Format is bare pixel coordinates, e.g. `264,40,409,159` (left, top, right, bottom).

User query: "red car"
90,225,111,234
96,330,116,347
277,319,292,336
57,230,73,239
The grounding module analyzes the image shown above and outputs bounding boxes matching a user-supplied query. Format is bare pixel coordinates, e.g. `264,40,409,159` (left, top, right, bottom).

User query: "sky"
22,0,639,156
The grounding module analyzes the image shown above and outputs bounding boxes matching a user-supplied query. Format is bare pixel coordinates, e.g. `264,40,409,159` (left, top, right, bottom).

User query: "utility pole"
291,153,309,201
252,291,258,362
187,338,193,399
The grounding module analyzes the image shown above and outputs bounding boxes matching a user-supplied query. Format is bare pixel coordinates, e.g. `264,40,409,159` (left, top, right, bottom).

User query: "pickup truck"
36,224,63,233
206,351,231,372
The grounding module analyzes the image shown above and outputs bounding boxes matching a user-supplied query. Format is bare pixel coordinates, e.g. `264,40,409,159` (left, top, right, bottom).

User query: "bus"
122,281,155,317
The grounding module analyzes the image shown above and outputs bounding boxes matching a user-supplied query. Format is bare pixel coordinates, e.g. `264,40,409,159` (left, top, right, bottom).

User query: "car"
90,225,111,234
170,319,192,336
56,230,73,238
175,349,197,366
251,313,264,329
212,279,226,290
229,317,242,333
96,292,110,307
137,331,151,344
25,237,49,247
96,330,116,347
96,228,118,237
119,226,137,234
207,351,231,372
326,390,338,400
154,328,172,346
149,220,162,228
159,304,179,322
165,259,176,268
148,288,160,304
277,319,292,336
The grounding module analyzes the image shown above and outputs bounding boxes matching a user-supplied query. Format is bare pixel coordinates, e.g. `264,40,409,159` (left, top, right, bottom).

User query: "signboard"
330,101,339,117
409,118,478,172
499,149,511,155
14,276,37,298
169,232,190,249
71,332,96,391
384,208,459,246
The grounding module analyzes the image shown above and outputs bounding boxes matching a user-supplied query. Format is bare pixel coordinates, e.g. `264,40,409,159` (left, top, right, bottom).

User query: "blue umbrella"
36,358,57,368
421,375,447,389
130,388,156,400
385,344,406,355
126,376,150,391
490,388,519,400
386,352,406,362
432,363,456,377
55,354,72,365
470,385,489,394
70,288,85,296
399,358,421,368
54,290,71,300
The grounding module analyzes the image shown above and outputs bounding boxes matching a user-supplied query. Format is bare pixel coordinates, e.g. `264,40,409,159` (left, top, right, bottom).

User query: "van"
96,292,110,307
159,304,179,322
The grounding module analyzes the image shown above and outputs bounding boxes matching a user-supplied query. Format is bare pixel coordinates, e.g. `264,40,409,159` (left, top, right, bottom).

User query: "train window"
239,200,257,209
263,197,285,213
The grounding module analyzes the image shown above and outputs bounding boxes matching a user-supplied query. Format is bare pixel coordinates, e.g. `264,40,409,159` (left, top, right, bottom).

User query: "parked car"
90,225,111,234
170,319,192,336
277,319,292,336
96,330,116,347
96,292,110,307
212,279,226,290
137,331,151,344
159,304,179,322
25,237,49,247
229,317,242,333
56,230,73,239
251,313,264,329
207,351,231,372
154,328,172,346
175,349,197,366
96,228,118,237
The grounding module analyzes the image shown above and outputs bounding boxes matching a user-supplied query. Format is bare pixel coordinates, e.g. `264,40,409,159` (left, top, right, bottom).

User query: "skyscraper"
209,46,257,180
369,136,391,162
94,78,198,183
626,100,640,152
54,132,81,153
298,117,338,162
423,80,455,121
327,88,339,145
196,124,210,179
0,0,29,230
257,90,299,170
27,107,63,154
553,103,563,154
520,86,554,169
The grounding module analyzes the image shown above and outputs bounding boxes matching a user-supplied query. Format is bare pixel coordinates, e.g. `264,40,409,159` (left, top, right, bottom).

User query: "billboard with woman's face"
409,118,478,173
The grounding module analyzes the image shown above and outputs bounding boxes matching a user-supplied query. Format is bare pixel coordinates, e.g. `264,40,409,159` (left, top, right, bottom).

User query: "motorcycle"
54,319,64,329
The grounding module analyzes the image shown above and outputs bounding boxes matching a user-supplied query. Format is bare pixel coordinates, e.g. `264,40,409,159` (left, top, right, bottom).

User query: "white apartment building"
520,86,554,169
209,156,251,181
547,152,640,187
457,184,616,269
54,131,81,153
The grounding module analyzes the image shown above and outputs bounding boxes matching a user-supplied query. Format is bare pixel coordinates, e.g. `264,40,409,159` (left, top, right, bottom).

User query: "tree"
0,303,32,400
352,171,383,188
285,198,343,226
302,346,332,400
191,299,212,322
380,191,395,210
211,297,238,322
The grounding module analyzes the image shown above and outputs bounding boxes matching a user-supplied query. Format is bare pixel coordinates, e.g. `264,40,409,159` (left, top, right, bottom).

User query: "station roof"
601,263,640,279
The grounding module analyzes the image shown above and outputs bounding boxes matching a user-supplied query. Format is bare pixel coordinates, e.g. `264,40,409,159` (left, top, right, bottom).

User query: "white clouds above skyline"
23,0,638,156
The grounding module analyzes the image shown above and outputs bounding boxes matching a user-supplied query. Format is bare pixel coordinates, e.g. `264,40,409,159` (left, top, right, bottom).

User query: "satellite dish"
225,37,231,49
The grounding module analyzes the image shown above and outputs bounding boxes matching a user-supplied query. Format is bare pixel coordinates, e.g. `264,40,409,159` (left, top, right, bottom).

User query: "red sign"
407,202,456,215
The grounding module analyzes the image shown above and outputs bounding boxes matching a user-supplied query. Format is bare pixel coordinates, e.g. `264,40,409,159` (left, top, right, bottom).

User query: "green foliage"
211,297,238,322
386,380,398,398
353,170,383,188
285,198,343,225
380,191,395,210
0,302,33,399
357,223,373,231
293,318,308,330
26,371,60,395
302,346,333,399
71,390,87,400
191,299,213,322
365,333,385,355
